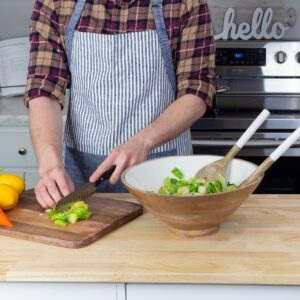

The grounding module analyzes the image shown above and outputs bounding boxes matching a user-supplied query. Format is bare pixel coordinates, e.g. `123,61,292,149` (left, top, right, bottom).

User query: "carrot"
0,208,13,227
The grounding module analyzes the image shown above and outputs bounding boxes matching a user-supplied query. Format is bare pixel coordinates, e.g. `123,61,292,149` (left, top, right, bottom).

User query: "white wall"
0,0,35,40
0,0,299,41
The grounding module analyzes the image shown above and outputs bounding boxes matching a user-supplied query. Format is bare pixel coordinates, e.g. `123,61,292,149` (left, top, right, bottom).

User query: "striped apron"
64,0,193,192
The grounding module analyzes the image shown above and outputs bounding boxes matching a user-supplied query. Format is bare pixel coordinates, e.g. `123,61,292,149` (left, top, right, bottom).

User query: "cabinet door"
126,284,300,300
0,169,24,179
24,170,39,189
0,283,117,300
0,168,38,190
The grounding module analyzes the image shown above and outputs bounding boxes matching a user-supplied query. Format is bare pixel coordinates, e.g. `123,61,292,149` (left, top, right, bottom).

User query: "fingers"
35,184,56,209
65,174,75,193
109,159,128,184
89,151,117,183
34,168,74,209
54,170,73,197
90,141,148,186
89,150,134,185
35,186,51,209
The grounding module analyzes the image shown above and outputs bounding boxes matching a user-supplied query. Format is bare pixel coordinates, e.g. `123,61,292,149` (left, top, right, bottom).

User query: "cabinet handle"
18,148,27,155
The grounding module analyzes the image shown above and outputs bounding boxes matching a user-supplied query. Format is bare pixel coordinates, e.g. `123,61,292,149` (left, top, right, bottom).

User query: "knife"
56,165,116,207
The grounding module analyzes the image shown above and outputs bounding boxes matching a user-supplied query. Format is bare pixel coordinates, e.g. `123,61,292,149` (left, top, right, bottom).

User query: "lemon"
0,183,19,210
0,174,25,194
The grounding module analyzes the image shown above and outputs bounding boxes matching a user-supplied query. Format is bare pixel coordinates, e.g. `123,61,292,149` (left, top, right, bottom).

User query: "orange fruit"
0,183,19,210
0,174,25,194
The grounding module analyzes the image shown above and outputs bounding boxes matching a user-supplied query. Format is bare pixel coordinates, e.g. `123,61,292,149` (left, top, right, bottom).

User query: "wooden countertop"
1,193,300,285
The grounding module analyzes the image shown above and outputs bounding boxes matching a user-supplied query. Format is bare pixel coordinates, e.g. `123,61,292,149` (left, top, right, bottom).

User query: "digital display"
216,48,266,66
234,53,243,59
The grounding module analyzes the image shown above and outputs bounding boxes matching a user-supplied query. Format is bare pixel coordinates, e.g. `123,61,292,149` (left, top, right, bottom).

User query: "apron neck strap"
65,0,177,96
150,0,177,95
66,0,87,62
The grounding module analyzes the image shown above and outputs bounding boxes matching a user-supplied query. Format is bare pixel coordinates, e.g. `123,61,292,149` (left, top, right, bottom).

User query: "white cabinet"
0,283,118,300
0,127,38,189
0,128,36,167
126,284,300,300
24,170,40,189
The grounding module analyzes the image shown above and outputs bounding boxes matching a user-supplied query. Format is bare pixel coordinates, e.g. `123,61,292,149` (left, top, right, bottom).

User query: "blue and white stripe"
64,30,192,156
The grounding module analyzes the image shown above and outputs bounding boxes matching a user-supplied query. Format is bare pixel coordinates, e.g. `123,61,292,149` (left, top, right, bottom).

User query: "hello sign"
215,7,290,40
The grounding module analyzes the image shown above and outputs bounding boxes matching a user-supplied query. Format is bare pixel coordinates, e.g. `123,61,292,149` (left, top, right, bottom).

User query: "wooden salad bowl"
122,155,263,237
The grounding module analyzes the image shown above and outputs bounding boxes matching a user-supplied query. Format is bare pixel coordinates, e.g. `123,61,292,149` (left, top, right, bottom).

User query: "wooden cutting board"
0,189,143,248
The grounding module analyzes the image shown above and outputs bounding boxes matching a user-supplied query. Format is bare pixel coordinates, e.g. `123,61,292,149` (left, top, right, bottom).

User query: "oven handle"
192,139,300,148
216,86,230,94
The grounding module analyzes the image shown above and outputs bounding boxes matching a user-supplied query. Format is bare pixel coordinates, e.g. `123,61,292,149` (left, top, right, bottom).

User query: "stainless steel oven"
191,41,300,193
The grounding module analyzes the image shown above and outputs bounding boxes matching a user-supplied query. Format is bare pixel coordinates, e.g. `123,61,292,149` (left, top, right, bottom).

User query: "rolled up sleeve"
176,0,216,108
24,0,69,108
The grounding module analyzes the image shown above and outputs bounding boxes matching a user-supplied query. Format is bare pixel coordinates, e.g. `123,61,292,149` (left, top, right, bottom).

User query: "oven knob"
275,51,287,64
296,52,300,63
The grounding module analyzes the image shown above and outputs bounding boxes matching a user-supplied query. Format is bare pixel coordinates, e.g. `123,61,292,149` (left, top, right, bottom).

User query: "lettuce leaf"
46,200,92,226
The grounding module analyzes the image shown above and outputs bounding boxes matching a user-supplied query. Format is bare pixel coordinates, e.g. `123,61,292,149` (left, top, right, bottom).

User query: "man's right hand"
35,166,75,209
28,96,69,209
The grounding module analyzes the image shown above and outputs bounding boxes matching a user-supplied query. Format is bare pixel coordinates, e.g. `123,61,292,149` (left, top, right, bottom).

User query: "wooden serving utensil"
195,109,270,181
240,127,300,187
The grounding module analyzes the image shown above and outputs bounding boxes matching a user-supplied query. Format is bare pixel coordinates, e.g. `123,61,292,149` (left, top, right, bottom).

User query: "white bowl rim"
121,155,262,198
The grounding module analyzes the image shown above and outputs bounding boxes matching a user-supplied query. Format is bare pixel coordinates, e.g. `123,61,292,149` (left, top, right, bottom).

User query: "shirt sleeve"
176,0,216,108
24,0,69,109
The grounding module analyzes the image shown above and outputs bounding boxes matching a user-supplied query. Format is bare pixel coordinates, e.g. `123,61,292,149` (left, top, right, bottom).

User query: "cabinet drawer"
0,128,37,168
126,284,300,300
0,283,117,300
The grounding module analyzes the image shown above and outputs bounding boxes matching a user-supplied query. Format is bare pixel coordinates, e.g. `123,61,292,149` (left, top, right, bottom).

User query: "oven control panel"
216,41,300,77
216,48,266,66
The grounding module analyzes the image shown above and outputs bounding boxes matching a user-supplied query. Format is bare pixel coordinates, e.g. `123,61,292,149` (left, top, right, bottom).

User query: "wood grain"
1,193,300,285
124,175,262,237
0,190,143,248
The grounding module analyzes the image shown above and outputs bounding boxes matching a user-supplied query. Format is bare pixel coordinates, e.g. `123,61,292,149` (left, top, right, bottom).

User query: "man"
25,0,215,208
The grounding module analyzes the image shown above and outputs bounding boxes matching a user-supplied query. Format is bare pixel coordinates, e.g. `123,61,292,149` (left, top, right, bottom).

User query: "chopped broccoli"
46,200,92,226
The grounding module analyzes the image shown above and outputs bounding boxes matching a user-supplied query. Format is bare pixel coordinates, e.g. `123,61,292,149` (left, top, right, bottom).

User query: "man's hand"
28,96,69,208
89,94,206,185
89,137,150,184
35,166,75,209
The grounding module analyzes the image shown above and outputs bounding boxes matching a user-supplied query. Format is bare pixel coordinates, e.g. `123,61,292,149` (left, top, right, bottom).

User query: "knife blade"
56,165,116,207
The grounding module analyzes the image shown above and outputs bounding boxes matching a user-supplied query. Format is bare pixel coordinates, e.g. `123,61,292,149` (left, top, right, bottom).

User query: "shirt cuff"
177,81,215,109
24,77,67,109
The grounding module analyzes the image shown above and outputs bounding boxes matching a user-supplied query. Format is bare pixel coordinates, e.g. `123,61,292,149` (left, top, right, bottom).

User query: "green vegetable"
171,167,184,179
207,182,217,194
46,200,92,226
158,168,237,196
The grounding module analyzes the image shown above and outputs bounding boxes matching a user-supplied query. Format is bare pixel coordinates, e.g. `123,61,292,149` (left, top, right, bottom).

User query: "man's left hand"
89,136,149,184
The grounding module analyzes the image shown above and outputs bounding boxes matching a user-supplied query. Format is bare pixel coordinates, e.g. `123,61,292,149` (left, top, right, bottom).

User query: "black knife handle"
95,165,117,186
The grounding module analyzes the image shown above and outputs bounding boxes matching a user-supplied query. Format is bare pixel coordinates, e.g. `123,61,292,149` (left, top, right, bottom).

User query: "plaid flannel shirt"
25,0,215,108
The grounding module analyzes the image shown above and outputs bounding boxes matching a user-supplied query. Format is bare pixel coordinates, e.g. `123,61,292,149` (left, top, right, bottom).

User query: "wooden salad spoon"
240,127,300,187
195,109,270,181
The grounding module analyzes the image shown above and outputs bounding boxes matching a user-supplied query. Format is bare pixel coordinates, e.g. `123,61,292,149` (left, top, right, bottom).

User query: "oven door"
192,132,300,194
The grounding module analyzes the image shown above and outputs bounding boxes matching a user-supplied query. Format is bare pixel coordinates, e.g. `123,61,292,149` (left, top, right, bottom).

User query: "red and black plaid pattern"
25,0,215,107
